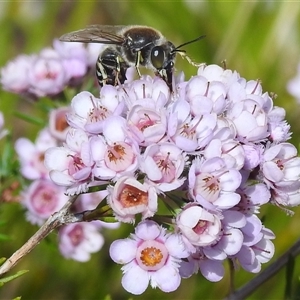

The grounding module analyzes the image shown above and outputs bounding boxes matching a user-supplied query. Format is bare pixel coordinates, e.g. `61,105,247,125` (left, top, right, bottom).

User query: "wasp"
59,25,205,90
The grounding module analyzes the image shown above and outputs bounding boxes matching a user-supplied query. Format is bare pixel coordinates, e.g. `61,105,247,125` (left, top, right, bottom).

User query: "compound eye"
151,46,166,69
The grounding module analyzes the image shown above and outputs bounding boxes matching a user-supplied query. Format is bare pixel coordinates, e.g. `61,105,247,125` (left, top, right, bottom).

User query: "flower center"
88,96,109,123
194,172,222,203
137,113,155,132
193,220,208,235
136,240,168,271
120,184,148,207
68,155,85,175
32,183,58,214
55,113,69,132
68,224,84,246
105,142,134,172
141,246,163,266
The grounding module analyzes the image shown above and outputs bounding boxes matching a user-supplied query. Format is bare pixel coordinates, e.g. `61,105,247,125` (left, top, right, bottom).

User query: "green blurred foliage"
1,1,300,299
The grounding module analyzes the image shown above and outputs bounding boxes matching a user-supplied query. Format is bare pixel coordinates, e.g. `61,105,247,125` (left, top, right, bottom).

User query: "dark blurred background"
1,2,300,299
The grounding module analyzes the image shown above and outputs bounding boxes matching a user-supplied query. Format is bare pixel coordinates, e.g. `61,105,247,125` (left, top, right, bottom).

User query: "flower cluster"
0,40,103,99
2,40,300,295
43,63,300,294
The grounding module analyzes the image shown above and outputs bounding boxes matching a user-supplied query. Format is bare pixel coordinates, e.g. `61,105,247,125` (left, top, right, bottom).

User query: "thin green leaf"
0,270,29,285
14,112,45,126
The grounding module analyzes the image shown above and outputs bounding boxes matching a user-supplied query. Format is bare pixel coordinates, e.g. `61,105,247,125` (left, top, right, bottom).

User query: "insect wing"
59,25,126,44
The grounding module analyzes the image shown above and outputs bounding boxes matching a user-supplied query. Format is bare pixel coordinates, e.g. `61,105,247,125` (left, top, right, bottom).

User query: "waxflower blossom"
45,128,95,195
234,226,275,273
188,157,242,210
59,222,104,262
0,54,34,94
109,220,189,295
15,128,58,180
140,142,186,191
3,35,300,296
22,179,68,225
107,176,158,223
66,88,124,134
27,49,67,97
179,249,225,282
0,40,89,99
176,203,222,248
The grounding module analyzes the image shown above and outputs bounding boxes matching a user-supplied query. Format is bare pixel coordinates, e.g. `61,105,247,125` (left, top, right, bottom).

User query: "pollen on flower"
107,144,126,162
38,153,45,163
55,114,69,132
88,102,109,123
136,240,168,271
157,152,170,170
203,175,220,193
120,184,148,207
180,123,196,139
155,155,176,183
141,246,163,266
105,142,134,172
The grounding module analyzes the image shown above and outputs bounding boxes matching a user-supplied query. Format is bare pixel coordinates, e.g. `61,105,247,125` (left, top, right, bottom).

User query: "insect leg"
134,51,142,77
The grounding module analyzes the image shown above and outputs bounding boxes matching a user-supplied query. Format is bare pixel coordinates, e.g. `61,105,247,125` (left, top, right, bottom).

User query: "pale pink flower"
237,181,271,214
141,143,186,191
92,116,139,180
227,99,269,142
124,76,170,108
262,143,300,183
28,51,67,97
127,99,168,146
22,179,68,225
15,128,57,180
167,99,217,152
59,222,104,262
179,249,225,282
109,220,189,295
67,88,124,134
234,226,275,273
45,129,94,194
53,39,88,81
189,157,241,210
186,75,227,115
107,176,158,223
0,54,33,93
267,107,291,143
203,210,246,260
176,204,222,248
197,64,240,89
204,138,245,170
